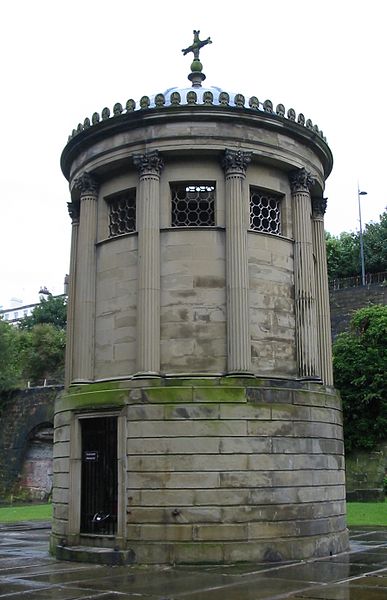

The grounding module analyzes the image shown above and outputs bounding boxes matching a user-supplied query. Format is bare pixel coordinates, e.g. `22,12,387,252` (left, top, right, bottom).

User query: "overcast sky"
1,0,385,308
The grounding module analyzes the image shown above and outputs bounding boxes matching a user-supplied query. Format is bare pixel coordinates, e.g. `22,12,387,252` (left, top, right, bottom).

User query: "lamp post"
358,187,367,286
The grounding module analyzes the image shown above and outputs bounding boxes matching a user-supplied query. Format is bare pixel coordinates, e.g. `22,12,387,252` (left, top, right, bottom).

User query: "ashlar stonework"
52,37,347,564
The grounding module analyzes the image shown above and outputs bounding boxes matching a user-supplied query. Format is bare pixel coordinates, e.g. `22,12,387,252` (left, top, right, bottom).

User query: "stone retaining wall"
0,387,61,501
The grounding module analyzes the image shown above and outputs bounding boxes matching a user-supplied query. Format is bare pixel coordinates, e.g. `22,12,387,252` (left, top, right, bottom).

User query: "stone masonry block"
127,437,220,455
136,524,194,542
128,471,220,490
220,471,272,488
219,437,272,454
127,454,249,472
193,523,248,541
129,420,247,438
53,441,70,459
247,420,293,437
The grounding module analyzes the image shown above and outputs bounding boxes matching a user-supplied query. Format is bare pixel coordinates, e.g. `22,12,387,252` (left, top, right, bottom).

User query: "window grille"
250,188,281,235
108,189,136,237
171,184,215,227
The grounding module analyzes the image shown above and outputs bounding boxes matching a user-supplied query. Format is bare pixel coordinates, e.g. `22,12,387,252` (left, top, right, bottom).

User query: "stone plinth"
51,377,348,563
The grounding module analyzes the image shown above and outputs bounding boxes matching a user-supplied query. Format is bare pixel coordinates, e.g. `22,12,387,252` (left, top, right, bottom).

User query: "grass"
346,500,387,526
0,503,52,523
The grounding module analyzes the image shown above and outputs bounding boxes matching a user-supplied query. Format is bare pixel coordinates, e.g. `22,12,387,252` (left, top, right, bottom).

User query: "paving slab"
291,583,387,599
0,524,386,599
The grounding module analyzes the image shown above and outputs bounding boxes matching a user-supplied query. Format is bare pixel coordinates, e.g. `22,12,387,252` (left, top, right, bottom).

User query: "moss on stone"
57,388,127,412
142,387,193,404
193,386,246,403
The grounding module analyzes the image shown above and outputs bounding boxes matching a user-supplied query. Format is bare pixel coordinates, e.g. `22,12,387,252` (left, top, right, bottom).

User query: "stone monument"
51,32,348,564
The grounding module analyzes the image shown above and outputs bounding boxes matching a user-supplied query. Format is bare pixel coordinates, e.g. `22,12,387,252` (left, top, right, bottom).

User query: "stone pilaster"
312,197,334,385
222,149,252,374
133,151,164,375
64,200,80,388
289,168,319,378
72,173,99,382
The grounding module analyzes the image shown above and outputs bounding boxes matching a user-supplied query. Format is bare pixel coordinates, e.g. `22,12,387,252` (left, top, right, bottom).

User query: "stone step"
56,544,135,566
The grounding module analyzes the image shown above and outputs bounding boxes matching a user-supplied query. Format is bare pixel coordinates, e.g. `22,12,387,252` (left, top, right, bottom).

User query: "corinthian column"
133,150,164,375
64,200,80,388
72,172,99,382
222,149,252,374
312,197,334,385
289,168,319,378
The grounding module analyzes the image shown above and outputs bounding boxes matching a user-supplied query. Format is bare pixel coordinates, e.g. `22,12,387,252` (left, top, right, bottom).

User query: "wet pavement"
0,523,387,599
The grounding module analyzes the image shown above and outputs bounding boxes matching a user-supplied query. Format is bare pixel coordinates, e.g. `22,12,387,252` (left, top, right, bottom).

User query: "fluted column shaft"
134,151,164,375
222,149,251,373
72,173,99,382
289,168,319,378
64,201,80,388
312,198,334,385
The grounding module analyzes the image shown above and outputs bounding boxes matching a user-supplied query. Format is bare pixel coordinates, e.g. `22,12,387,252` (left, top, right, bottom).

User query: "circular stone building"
51,37,348,564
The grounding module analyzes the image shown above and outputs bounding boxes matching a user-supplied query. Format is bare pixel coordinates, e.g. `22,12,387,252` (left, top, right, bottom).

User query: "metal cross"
182,30,212,61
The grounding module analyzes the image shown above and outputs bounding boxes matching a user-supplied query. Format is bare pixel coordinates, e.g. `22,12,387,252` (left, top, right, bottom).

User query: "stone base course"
51,376,348,563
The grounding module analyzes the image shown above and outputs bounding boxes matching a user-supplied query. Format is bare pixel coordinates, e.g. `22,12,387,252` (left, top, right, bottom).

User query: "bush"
333,305,387,452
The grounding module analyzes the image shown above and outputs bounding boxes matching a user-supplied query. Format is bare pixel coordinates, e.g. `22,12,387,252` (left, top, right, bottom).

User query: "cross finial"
182,30,212,87
182,30,212,61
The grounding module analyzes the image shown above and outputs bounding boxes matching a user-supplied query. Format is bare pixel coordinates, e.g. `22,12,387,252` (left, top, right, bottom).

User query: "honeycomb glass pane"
171,184,215,227
108,189,136,237
249,188,281,235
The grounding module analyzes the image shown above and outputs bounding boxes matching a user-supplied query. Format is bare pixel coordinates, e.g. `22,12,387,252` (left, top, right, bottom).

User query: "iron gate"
80,416,118,535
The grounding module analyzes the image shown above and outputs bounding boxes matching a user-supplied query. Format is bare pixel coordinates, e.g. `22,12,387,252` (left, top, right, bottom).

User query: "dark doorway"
80,416,118,535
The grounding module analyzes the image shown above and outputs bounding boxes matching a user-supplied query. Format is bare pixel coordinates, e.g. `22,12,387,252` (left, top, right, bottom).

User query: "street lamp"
358,187,367,286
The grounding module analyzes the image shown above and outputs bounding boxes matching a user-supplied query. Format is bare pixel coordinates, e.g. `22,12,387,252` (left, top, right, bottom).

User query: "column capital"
289,167,314,194
133,150,164,177
74,172,99,196
312,197,328,218
222,149,252,176
67,200,80,223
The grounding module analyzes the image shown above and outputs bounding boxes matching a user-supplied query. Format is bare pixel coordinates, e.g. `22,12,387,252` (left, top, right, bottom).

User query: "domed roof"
152,86,236,108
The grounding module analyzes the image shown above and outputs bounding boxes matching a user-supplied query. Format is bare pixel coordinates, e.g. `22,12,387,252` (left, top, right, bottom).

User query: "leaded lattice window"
108,189,136,237
250,188,281,235
171,184,215,227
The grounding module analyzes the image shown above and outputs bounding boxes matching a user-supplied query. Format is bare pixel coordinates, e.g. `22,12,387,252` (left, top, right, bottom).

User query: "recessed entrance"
80,416,117,536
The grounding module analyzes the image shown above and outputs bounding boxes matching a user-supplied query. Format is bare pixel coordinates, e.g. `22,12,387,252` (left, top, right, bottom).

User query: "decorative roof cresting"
65,30,328,147
182,30,212,87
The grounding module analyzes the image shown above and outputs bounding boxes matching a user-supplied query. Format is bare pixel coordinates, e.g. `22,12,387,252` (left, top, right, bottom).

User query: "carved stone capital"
222,149,252,176
133,150,164,177
289,168,314,194
67,201,80,223
74,172,99,196
312,197,328,218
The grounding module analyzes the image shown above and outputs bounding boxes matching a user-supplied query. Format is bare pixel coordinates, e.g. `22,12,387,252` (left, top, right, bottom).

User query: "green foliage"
19,294,67,331
0,295,67,390
363,210,387,274
333,305,387,452
18,324,66,385
0,320,23,392
326,209,387,280
326,231,359,279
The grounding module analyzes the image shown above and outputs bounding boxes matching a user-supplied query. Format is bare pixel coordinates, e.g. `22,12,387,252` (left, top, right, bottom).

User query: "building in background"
0,279,68,324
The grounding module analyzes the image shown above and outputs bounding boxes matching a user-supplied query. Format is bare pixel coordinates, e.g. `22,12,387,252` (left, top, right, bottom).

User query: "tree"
326,231,359,280
19,294,67,331
0,320,22,392
19,323,66,385
333,305,387,452
326,208,387,280
363,210,387,274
